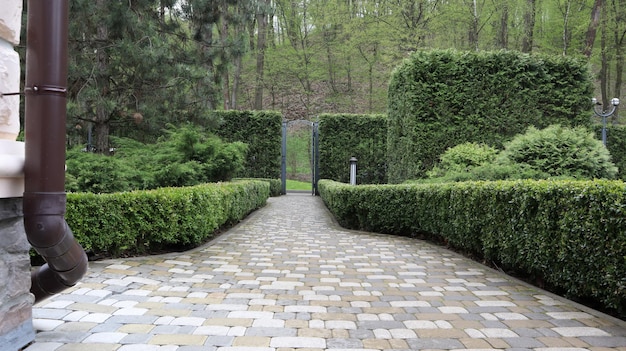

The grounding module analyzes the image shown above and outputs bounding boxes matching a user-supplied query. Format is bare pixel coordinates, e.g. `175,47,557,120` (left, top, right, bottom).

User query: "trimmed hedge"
66,180,269,258
318,113,388,184
234,178,282,197
212,110,282,179
387,50,594,183
318,179,626,316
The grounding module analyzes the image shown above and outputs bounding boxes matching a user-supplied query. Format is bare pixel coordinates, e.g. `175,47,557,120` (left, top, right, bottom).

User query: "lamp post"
592,97,620,147
349,157,357,186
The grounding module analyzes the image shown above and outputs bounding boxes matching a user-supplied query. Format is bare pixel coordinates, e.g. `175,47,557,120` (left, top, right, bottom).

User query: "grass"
286,179,312,191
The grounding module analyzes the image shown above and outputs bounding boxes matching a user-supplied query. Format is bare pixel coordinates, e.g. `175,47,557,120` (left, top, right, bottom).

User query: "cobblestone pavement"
25,193,626,351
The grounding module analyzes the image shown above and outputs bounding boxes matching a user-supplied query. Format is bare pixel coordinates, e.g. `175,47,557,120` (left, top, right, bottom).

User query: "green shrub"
499,125,618,179
318,179,626,316
387,50,594,183
66,125,248,193
428,142,498,178
66,180,269,257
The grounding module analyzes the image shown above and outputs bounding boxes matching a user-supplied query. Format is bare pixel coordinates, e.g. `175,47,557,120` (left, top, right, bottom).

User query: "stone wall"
0,0,35,350
0,199,34,349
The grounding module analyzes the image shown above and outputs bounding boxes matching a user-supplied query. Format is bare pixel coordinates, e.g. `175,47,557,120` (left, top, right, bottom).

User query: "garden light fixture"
592,97,620,146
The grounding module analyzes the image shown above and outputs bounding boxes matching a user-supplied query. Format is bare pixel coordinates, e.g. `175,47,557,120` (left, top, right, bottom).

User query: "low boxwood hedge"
234,178,282,197
318,179,626,316
66,180,270,258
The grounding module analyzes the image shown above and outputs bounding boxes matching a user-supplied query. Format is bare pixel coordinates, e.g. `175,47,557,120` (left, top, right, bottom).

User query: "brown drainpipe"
24,0,88,303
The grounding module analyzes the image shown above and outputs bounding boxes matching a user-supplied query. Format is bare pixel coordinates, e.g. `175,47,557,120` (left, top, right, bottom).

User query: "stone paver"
26,193,626,350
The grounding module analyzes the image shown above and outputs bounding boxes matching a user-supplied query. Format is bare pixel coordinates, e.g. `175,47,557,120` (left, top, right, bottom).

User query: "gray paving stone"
407,337,464,349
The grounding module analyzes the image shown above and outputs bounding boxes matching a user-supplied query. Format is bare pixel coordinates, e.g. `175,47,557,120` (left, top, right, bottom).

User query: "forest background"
20,0,624,155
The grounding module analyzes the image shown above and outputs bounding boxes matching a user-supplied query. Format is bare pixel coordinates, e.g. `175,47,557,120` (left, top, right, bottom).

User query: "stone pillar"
0,0,24,198
0,1,35,350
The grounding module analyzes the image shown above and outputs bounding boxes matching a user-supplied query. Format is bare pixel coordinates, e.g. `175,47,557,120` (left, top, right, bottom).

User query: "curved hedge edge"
64,180,270,259
234,178,282,197
318,179,626,318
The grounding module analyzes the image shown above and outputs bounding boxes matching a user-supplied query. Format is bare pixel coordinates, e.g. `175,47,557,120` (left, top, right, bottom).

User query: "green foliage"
499,125,618,179
233,178,282,197
428,142,498,177
66,180,269,258
387,50,594,183
598,125,626,181
318,114,388,184
318,179,626,317
66,125,247,193
212,110,282,178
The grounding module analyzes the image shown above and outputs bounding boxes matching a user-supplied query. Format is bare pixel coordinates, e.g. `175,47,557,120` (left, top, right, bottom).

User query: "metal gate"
281,120,320,195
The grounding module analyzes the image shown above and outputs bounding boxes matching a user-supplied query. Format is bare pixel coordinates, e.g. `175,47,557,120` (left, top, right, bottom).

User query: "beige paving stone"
536,337,577,347
149,334,207,345
134,302,166,309
486,338,510,349
564,337,591,348
203,318,253,327
416,328,469,339
181,297,224,304
54,322,98,332
103,269,139,275
362,338,392,349
311,312,357,321
147,308,191,317
388,339,409,349
503,319,554,328
285,320,308,329
117,324,155,333
331,329,350,338
233,336,271,346
460,337,494,349
449,320,484,329
415,313,462,321
297,328,332,338
361,307,405,314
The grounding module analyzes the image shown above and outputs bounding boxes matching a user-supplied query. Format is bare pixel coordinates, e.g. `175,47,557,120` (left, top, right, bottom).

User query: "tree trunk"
521,0,536,53
220,11,231,110
468,0,479,51
254,4,268,110
497,2,509,49
583,0,603,58
95,0,110,154
600,8,609,107
231,54,242,110
612,4,625,122
562,0,572,55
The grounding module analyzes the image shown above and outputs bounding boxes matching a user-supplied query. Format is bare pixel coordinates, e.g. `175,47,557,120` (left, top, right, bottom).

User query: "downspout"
24,0,88,302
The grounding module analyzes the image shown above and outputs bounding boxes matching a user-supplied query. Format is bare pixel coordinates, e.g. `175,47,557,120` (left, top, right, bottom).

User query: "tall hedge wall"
212,110,282,178
318,114,388,184
387,50,594,183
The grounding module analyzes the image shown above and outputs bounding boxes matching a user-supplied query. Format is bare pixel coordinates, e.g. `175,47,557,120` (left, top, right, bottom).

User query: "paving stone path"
26,193,626,351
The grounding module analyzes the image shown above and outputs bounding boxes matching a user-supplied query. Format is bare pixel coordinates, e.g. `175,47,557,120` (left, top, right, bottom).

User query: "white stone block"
0,0,22,45
0,41,20,141
0,140,24,198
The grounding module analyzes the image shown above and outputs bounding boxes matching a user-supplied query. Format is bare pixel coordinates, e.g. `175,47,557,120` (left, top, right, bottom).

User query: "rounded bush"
428,142,498,178
498,124,618,179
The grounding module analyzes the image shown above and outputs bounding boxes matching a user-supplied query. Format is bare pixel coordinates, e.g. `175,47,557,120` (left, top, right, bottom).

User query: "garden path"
26,193,626,351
